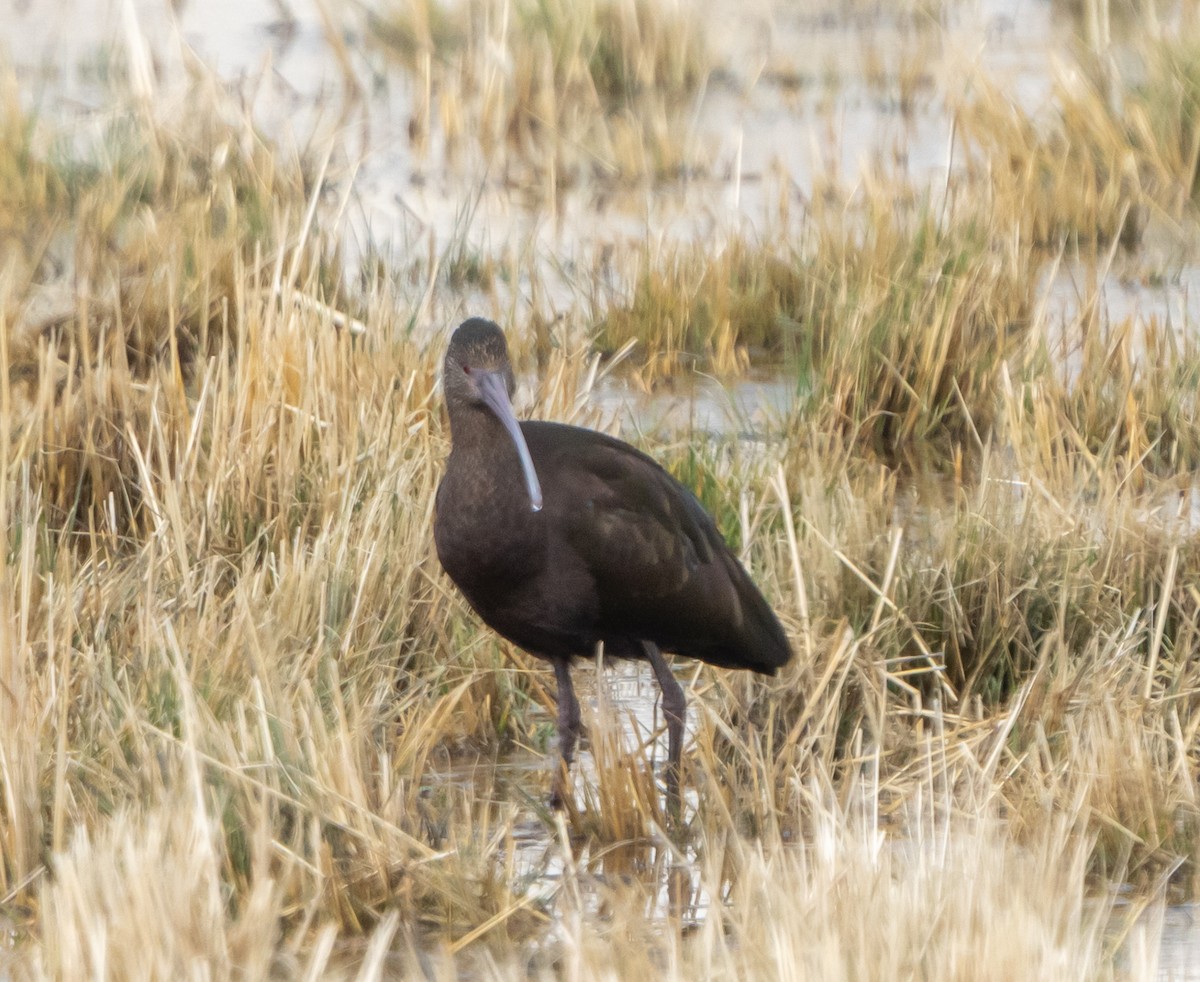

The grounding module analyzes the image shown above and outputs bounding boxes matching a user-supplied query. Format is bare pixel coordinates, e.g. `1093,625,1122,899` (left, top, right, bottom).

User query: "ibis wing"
550,433,722,603
518,421,792,673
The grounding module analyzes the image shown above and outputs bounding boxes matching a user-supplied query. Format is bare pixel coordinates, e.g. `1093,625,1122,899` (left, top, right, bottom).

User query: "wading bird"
434,318,792,808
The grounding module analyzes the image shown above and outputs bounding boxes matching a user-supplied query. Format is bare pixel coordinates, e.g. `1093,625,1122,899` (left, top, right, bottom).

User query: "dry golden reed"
369,0,709,182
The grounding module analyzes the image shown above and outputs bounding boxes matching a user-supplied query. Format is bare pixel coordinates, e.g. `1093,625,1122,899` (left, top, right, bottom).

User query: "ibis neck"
445,406,539,509
448,402,511,449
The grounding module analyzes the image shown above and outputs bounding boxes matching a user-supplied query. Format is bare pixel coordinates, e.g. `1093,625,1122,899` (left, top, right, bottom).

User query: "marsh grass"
586,14,1200,389
368,0,708,181
6,4,1200,979
595,198,1036,467
1134,34,1200,204
951,20,1200,251
953,70,1149,249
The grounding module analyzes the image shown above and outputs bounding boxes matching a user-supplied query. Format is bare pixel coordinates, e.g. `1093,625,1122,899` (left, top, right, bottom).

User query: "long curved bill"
476,370,544,512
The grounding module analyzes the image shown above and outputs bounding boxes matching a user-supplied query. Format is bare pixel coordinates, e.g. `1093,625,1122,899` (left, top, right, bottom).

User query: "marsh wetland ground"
5,0,1200,977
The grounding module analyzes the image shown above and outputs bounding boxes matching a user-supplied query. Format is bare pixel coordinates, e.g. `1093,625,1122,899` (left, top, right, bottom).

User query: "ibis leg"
551,658,581,809
643,641,686,806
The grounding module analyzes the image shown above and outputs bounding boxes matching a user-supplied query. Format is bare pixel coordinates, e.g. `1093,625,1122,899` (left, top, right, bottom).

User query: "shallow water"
430,656,711,933
593,370,796,437
1158,905,1200,980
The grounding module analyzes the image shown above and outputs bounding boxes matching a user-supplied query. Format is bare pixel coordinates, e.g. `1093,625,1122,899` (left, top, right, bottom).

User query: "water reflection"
593,370,796,439
1042,258,1200,386
431,658,710,935
1157,905,1200,981
1112,901,1200,982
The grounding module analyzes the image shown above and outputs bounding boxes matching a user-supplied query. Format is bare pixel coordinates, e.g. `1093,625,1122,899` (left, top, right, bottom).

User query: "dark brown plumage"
434,318,792,808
